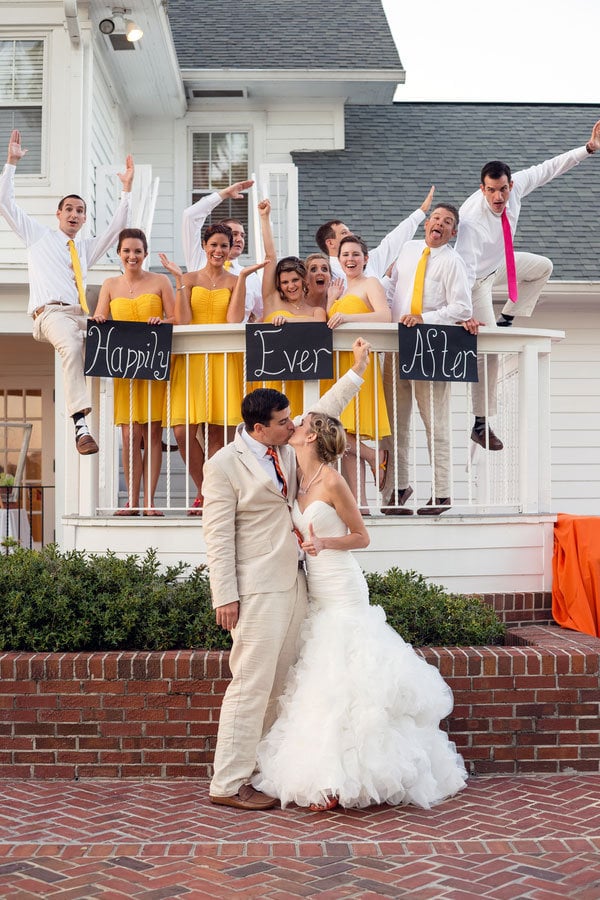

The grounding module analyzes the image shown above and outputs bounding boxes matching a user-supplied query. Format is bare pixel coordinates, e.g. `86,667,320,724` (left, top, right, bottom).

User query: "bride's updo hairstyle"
307,412,346,463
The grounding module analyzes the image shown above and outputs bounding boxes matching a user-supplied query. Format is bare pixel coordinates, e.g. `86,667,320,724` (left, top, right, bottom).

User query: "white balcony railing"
80,324,562,520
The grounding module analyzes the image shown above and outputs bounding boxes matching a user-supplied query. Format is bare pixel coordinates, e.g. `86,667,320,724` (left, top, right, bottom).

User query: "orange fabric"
552,513,600,637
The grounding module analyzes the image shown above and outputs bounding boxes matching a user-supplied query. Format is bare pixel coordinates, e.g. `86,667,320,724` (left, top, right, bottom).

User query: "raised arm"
158,252,193,325
117,155,134,193
7,129,27,166
258,199,279,313
182,178,254,272
365,189,433,277
227,261,268,323
0,130,46,246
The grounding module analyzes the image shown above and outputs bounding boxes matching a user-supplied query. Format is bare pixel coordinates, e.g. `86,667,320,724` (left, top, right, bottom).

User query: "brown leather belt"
33,302,70,320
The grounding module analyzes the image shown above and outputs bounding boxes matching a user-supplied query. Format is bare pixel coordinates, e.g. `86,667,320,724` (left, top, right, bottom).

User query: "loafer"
496,315,513,327
470,426,503,451
209,783,278,810
417,497,451,516
381,486,413,516
76,432,99,455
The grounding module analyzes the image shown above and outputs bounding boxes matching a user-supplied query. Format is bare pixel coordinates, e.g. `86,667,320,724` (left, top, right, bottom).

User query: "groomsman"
0,130,134,454
382,203,476,516
455,119,600,451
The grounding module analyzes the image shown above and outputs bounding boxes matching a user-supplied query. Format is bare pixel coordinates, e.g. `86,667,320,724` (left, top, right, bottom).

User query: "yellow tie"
224,260,232,271
410,246,430,315
68,239,89,313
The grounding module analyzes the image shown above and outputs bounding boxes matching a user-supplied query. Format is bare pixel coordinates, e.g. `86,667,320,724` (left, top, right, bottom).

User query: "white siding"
529,302,600,515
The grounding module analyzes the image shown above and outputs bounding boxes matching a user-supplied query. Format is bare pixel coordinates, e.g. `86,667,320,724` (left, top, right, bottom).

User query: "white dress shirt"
389,240,472,325
0,163,131,317
329,207,426,284
182,191,263,321
456,145,590,286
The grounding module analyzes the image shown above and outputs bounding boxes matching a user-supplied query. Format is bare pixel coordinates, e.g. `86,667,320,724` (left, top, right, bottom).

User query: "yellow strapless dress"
323,294,391,439
249,309,304,417
167,286,243,426
109,294,167,426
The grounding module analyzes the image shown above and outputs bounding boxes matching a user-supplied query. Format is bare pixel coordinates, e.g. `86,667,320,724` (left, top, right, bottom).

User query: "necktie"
501,209,518,303
266,447,287,496
266,447,305,550
410,246,430,315
68,240,89,313
224,259,232,271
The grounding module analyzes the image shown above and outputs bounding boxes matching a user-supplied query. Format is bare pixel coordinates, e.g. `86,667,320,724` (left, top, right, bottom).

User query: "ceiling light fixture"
125,19,143,42
98,7,143,43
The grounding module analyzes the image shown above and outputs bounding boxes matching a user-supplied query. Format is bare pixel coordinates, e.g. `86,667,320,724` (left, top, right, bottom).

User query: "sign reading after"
398,323,478,383
85,320,173,381
246,322,334,381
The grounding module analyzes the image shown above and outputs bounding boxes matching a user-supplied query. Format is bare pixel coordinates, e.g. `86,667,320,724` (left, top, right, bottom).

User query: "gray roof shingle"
293,103,600,280
167,0,402,70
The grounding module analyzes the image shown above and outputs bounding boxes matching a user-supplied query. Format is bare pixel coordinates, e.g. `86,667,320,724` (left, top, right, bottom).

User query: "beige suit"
203,370,362,797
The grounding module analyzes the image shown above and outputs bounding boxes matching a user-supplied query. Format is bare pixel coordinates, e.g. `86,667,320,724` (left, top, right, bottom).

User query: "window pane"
14,41,43,102
0,40,43,102
0,108,42,172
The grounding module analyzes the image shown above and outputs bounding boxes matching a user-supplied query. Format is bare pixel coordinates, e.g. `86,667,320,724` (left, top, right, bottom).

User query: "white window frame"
173,112,267,265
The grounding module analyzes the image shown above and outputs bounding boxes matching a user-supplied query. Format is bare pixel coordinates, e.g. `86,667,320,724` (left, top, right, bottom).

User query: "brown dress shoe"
417,497,451,516
470,426,503,451
76,432,99,455
381,486,414,516
209,783,278,810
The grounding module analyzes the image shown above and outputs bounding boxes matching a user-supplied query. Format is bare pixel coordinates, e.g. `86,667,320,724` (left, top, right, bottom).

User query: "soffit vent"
187,88,247,99
109,33,137,51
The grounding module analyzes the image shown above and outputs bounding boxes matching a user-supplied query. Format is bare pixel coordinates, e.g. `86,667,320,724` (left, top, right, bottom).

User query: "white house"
1,0,598,594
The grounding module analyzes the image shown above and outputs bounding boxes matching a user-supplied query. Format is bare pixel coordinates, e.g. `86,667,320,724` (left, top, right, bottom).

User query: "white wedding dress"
252,499,468,809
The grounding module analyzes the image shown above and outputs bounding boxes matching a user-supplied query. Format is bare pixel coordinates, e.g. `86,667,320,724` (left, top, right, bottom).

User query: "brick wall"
0,593,598,779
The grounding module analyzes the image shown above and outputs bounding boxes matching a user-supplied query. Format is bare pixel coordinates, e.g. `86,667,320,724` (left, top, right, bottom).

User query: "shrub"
0,548,504,651
365,567,505,646
0,545,230,652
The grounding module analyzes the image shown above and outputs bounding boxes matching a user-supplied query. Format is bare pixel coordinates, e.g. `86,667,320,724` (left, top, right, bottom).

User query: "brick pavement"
0,774,598,898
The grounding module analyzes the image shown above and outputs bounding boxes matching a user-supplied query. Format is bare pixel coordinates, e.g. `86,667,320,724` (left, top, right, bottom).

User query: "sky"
381,0,600,104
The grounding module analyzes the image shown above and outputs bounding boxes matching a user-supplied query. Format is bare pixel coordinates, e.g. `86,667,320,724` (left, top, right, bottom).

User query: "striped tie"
266,447,287,496
68,240,89,313
410,246,430,315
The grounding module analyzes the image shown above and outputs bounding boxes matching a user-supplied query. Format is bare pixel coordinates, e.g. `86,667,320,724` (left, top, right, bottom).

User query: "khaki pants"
33,304,91,416
210,573,308,797
383,354,451,502
471,252,552,417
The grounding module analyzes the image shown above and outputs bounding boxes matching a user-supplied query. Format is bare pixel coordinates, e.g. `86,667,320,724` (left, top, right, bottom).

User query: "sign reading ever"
84,320,173,381
246,322,334,381
398,323,478,383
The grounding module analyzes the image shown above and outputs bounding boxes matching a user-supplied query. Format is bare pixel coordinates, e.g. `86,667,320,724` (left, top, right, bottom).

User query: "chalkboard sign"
85,320,173,381
398,323,478,383
246,322,334,381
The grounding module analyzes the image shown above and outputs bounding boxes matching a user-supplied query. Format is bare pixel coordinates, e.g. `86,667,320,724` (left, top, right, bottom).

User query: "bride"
252,411,468,811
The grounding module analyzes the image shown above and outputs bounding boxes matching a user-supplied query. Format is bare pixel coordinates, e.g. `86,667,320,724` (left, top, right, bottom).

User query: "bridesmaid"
160,224,265,513
304,252,344,314
326,234,391,509
93,228,175,516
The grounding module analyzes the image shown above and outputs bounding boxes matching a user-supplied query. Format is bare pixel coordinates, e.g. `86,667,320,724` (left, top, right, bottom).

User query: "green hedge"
0,545,504,651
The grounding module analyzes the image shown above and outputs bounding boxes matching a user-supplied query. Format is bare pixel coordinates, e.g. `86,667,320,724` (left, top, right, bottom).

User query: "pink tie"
501,209,518,303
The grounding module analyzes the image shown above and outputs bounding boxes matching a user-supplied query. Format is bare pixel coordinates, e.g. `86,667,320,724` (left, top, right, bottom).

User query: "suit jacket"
203,370,362,607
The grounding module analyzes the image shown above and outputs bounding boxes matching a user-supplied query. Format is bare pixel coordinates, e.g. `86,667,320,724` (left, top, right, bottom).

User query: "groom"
203,337,371,810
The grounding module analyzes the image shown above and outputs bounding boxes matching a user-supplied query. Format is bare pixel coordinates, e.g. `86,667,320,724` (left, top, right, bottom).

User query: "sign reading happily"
85,320,173,381
246,322,334,381
398,323,478,383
